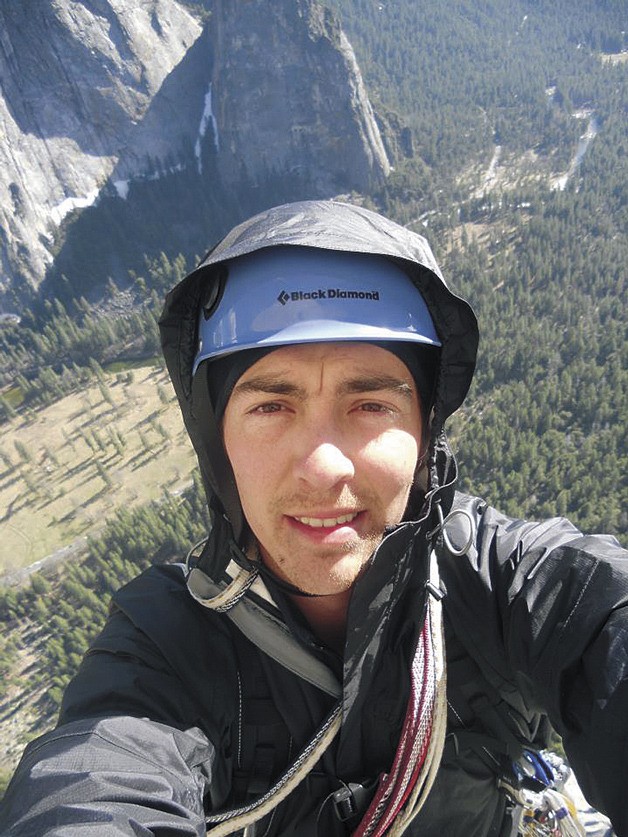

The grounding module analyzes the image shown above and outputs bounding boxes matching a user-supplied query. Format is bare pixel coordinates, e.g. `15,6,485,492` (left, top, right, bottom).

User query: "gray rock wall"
0,1,202,304
209,0,390,196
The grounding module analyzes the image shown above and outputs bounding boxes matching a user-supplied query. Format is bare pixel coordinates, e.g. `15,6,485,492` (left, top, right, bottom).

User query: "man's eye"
358,402,391,413
250,402,283,414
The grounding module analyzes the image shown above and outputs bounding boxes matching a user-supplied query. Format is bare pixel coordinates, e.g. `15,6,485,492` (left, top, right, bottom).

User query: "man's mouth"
292,512,359,529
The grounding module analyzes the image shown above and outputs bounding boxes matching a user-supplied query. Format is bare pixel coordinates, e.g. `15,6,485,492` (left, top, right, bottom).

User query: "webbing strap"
205,703,342,837
231,634,294,802
187,567,342,698
189,566,343,836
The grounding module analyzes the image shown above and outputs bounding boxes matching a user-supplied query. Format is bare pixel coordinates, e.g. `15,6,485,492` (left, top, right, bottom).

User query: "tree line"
332,0,625,184
0,254,189,420
0,474,210,711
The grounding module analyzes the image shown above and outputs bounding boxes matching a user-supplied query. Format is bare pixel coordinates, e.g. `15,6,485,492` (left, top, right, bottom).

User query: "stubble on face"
260,487,406,594
223,342,423,597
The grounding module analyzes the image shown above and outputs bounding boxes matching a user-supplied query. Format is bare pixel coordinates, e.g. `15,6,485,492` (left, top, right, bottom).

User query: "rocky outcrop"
209,0,390,196
0,0,390,309
0,1,203,306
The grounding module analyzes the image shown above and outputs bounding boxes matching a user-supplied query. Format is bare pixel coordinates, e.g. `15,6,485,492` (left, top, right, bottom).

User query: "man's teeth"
295,513,358,528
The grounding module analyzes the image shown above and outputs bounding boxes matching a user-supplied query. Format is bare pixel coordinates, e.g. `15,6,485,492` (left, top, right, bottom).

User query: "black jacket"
1,495,626,835
1,201,626,835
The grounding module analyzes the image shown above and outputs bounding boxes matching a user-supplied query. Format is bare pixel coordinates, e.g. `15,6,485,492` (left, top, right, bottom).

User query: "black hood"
159,200,479,569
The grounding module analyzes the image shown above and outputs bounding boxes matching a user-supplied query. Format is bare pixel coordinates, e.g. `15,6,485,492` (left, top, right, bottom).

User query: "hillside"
328,0,627,534
0,0,626,790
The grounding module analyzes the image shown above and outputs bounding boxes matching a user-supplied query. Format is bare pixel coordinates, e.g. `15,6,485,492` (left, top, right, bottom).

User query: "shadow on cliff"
35,27,221,303
37,27,337,306
39,152,325,305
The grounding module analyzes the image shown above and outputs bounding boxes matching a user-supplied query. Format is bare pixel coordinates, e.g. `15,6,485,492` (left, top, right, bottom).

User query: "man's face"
222,342,423,596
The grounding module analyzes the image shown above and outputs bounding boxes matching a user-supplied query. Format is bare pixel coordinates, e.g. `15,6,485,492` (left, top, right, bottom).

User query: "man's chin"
259,535,381,594
290,553,373,597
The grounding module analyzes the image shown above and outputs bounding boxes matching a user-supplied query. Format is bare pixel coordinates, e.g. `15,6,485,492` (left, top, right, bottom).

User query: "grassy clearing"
0,365,197,575
601,51,628,65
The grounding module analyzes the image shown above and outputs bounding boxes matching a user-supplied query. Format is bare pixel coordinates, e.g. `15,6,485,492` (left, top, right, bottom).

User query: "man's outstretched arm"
0,715,217,836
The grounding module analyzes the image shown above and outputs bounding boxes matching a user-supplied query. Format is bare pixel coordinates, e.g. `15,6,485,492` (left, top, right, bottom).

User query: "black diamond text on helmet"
277,288,380,304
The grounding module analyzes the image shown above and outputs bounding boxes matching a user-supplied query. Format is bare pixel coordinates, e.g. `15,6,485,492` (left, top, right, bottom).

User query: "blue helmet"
193,245,441,374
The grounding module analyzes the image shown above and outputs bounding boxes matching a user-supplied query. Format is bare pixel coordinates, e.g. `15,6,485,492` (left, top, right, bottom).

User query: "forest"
0,0,626,794
331,0,626,175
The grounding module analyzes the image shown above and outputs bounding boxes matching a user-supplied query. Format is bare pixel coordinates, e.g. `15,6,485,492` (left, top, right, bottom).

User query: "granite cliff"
208,0,390,197
0,0,390,309
0,1,203,306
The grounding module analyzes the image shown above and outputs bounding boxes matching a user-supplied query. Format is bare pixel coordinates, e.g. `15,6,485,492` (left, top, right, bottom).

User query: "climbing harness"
205,704,343,837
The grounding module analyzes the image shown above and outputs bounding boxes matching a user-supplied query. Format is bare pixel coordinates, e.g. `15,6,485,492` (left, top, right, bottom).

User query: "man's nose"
294,442,355,489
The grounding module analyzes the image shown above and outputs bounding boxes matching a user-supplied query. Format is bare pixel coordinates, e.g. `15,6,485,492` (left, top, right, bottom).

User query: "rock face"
0,0,390,308
209,0,390,197
0,1,203,305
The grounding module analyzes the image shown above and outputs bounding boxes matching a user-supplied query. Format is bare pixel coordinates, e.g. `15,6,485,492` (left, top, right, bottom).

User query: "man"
1,200,626,836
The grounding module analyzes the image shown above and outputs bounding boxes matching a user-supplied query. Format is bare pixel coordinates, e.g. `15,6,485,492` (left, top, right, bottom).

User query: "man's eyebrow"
231,374,414,400
339,375,414,399
231,377,307,399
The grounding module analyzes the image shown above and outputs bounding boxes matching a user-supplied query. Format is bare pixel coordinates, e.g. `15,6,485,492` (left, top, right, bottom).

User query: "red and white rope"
353,548,447,837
